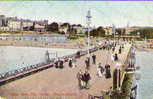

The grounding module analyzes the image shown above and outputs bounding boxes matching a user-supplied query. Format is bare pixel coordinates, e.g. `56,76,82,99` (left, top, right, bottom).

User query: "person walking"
111,54,114,61
114,53,118,61
68,58,72,68
97,63,103,77
92,54,96,64
77,70,84,89
54,58,59,68
76,51,81,58
85,57,90,70
59,59,64,69
105,64,111,79
87,57,90,66
72,57,77,68
100,64,105,75
83,70,91,89
119,46,122,54
112,47,115,52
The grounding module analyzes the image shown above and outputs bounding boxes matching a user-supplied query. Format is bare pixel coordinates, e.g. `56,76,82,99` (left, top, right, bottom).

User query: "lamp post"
86,10,92,57
113,61,122,91
112,24,116,40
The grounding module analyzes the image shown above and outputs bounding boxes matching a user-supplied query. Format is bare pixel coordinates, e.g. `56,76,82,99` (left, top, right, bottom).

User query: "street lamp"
112,24,116,39
113,61,123,91
86,10,92,57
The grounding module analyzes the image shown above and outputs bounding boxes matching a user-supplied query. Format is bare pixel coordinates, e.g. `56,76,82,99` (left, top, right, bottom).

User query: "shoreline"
135,45,153,52
0,40,86,49
0,37,104,49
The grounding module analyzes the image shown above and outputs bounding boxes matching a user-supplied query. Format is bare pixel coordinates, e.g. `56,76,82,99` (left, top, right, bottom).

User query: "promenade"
0,42,132,99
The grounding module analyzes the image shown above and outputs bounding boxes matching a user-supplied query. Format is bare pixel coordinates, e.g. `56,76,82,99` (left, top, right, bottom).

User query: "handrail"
120,45,133,87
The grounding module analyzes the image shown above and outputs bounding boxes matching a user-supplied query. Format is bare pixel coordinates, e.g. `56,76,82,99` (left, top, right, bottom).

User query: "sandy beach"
0,37,105,49
0,40,86,49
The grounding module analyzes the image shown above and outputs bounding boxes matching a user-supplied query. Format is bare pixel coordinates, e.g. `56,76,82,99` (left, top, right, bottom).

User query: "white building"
22,20,33,28
72,25,86,34
104,27,113,35
34,24,46,32
0,26,10,31
34,20,48,32
7,19,21,31
59,26,69,34
58,24,69,34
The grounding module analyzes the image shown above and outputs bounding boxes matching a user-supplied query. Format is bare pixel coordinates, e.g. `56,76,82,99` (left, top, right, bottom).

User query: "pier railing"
120,44,133,88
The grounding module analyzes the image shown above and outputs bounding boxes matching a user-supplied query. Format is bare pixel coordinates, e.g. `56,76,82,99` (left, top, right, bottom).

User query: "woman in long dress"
97,63,103,77
111,54,114,61
77,70,84,89
72,58,77,68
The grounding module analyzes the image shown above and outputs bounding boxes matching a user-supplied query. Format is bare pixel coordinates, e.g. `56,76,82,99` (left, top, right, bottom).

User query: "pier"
0,41,132,99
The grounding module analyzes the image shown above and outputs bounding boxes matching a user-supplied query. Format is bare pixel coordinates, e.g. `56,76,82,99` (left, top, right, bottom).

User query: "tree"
47,22,59,32
130,30,139,36
97,26,105,37
130,27,153,39
61,23,71,28
86,26,105,37
68,27,78,39
139,28,153,39
77,24,82,27
90,29,98,37
116,28,126,35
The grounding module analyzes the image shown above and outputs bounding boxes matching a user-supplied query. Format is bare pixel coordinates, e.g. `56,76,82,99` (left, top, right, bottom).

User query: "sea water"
136,50,153,99
0,46,78,74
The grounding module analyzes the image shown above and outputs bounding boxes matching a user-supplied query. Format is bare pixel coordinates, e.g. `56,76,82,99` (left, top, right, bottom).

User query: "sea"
0,46,78,74
136,50,153,99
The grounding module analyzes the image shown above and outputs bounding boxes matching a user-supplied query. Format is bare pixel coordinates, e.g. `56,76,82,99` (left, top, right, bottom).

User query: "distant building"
7,17,21,31
59,24,69,34
0,26,9,31
59,27,69,34
125,27,139,34
104,27,113,35
33,20,48,32
0,15,8,27
0,15,49,32
72,25,86,34
22,19,34,30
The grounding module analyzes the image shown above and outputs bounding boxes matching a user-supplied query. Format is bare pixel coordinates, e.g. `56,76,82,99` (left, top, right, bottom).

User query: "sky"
0,1,153,27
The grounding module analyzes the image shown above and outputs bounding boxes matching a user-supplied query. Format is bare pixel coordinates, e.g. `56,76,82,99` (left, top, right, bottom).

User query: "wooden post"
113,68,121,90
113,68,118,90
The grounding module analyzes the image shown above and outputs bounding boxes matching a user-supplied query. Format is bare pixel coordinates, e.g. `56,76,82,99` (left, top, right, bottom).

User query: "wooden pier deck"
0,43,132,99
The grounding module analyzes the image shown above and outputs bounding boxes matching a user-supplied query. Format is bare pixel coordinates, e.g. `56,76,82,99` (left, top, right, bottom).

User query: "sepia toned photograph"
0,1,152,99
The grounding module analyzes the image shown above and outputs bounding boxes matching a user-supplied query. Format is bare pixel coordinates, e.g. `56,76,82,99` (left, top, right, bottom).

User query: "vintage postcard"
0,1,152,99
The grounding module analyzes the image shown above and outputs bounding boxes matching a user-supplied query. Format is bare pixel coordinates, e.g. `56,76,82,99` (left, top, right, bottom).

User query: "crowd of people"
76,53,113,90
52,40,126,90
77,40,127,90
54,58,65,69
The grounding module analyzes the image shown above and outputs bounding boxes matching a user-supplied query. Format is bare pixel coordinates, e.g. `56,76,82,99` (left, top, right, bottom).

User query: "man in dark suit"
83,70,91,89
92,54,96,64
